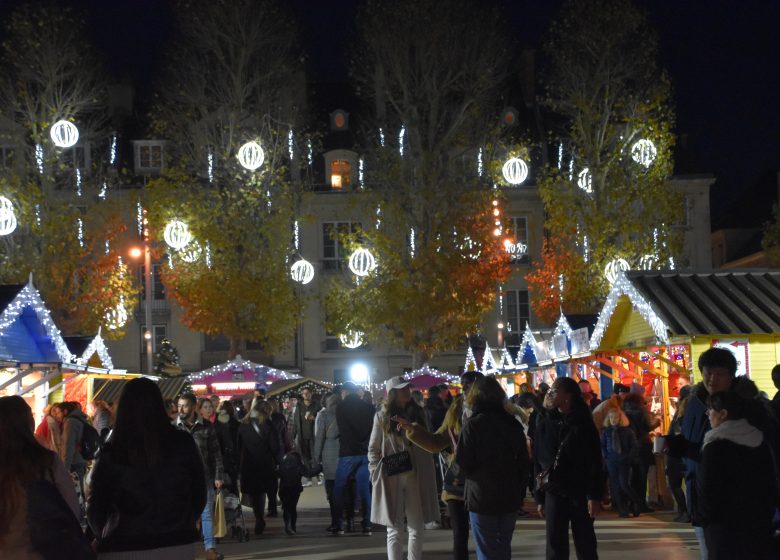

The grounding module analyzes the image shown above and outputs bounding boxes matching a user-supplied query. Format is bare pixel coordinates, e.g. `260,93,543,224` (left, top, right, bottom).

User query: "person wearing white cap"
369,376,439,560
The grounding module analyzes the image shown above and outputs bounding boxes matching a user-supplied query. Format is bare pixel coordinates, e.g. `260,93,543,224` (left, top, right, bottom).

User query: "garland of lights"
589,270,670,351
0,280,74,363
75,332,114,369
190,355,301,382
403,364,460,384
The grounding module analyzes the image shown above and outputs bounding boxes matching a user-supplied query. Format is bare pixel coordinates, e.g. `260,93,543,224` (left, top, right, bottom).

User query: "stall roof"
627,270,780,335
92,376,190,403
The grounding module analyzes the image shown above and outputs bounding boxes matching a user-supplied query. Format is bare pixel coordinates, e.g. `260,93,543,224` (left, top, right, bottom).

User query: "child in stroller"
279,450,322,535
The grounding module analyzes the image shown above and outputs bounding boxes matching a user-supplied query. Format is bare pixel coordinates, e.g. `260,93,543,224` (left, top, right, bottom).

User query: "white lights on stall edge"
631,139,657,168
164,220,192,251
0,196,18,236
237,141,265,171
502,157,529,185
76,332,114,369
290,258,315,285
577,168,592,193
50,120,79,148
348,248,377,277
604,257,630,285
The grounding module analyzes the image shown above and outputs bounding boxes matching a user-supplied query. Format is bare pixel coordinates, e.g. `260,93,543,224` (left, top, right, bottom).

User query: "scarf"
703,418,763,449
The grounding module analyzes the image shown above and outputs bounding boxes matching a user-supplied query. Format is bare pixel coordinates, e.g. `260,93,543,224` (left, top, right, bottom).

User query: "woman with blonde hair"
369,376,439,560
237,399,279,536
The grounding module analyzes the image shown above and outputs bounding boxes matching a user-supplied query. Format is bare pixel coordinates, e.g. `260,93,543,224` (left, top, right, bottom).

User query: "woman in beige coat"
369,376,439,560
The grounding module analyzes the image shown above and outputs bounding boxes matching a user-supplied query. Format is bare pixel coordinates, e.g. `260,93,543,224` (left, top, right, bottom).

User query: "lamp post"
130,218,154,374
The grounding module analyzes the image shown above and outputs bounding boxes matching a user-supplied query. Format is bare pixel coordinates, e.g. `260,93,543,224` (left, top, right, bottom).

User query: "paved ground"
195,485,700,559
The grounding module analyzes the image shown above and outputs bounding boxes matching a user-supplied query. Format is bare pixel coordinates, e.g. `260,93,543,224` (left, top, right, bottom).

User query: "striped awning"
92,376,190,403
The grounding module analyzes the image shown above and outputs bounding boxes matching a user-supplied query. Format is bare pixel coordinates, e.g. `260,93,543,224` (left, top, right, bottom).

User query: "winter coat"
293,400,321,447
87,429,207,553
533,404,603,502
336,394,375,457
368,410,439,528
278,451,321,490
175,414,224,482
237,418,279,495
697,418,775,559
591,395,629,434
600,426,637,464
215,414,240,483
314,395,340,480
455,402,529,515
425,398,447,432
271,411,291,458
61,409,89,471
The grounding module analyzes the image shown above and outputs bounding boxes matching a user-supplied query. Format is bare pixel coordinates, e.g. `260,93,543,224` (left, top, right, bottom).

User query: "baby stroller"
221,489,250,543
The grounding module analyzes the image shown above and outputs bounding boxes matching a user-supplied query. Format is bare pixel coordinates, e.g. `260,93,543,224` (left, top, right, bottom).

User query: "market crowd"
3,347,780,560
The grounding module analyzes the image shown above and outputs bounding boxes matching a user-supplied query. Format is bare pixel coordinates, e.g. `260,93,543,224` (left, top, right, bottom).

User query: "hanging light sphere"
105,301,128,330
180,241,202,263
577,168,593,193
604,257,630,285
502,157,529,185
639,254,657,271
290,258,315,284
348,248,377,277
340,330,365,349
237,141,265,170
0,196,18,236
631,139,657,168
50,120,79,148
164,220,192,251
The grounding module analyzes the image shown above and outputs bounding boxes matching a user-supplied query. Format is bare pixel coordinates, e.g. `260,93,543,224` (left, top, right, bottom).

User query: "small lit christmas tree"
155,338,182,377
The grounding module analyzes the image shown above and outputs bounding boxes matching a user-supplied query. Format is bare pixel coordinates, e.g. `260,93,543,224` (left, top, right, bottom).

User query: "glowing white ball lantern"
290,258,315,285
164,220,192,251
631,139,657,168
348,248,377,277
0,196,18,236
502,157,529,185
180,241,202,263
577,168,593,193
340,330,365,349
639,254,657,270
50,120,79,148
105,301,128,330
604,257,630,285
237,141,265,170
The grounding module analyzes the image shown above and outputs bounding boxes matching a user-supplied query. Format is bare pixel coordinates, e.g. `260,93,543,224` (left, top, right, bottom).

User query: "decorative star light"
631,139,657,168
0,196,18,236
604,257,630,285
164,220,192,251
577,168,592,193
590,269,670,350
348,248,376,277
502,157,529,185
339,330,365,349
290,258,315,284
237,141,265,170
0,279,74,363
50,120,79,148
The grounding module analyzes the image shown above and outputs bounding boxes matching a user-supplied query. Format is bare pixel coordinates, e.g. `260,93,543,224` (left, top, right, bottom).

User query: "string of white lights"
189,355,301,381
75,332,114,369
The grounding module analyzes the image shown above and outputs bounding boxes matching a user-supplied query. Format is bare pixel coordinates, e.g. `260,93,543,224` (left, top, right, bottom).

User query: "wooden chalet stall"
575,270,780,432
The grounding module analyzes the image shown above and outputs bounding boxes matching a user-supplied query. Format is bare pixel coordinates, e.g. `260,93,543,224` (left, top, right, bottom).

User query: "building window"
140,263,166,300
506,289,530,333
134,141,165,175
0,146,15,168
324,328,341,351
330,160,351,189
322,221,361,271
141,324,167,354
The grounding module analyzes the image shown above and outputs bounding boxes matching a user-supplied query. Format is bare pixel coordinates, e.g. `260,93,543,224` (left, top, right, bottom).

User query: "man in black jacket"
332,382,375,535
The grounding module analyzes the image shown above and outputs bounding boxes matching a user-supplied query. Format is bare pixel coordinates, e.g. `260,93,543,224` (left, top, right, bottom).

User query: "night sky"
0,0,777,230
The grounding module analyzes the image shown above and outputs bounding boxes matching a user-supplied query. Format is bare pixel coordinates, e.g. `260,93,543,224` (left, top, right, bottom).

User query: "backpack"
72,416,101,461
26,478,96,560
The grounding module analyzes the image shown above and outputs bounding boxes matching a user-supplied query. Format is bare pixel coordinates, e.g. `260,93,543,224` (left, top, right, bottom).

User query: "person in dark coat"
266,398,289,517
622,392,659,512
535,377,603,560
88,378,206,559
215,401,240,494
666,384,693,523
237,400,279,535
697,390,775,560
278,450,321,535
601,409,642,517
455,376,529,560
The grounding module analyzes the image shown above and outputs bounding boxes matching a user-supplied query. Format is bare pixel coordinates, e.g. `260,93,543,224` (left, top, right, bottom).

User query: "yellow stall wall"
690,335,780,396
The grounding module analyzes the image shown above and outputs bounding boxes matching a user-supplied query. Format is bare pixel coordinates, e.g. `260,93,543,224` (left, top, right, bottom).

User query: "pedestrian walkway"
198,486,700,559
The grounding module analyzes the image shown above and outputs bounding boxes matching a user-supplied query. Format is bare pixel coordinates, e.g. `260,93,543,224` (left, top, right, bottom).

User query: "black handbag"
383,431,413,476
536,432,569,495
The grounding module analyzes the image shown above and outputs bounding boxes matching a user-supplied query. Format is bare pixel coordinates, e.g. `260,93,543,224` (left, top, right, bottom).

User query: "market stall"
403,364,460,394
265,377,332,401
189,355,300,399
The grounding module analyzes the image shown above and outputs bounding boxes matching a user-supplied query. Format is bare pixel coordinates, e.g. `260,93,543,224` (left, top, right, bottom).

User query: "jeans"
693,526,708,560
469,511,516,560
544,492,598,560
201,485,215,550
333,455,371,530
387,473,424,560
606,459,642,516
447,500,470,560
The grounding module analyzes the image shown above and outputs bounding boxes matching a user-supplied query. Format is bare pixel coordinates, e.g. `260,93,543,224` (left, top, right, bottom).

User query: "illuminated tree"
324,0,513,365
531,0,684,313
0,2,136,338
145,0,307,357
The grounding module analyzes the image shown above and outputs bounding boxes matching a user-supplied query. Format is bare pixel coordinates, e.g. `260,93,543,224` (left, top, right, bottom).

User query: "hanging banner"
711,339,750,377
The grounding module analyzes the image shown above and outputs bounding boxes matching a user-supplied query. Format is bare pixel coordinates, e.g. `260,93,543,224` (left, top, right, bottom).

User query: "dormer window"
133,140,166,175
331,160,351,189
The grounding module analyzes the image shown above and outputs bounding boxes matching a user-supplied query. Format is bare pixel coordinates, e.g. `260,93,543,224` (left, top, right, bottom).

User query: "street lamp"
350,362,370,388
130,233,154,374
